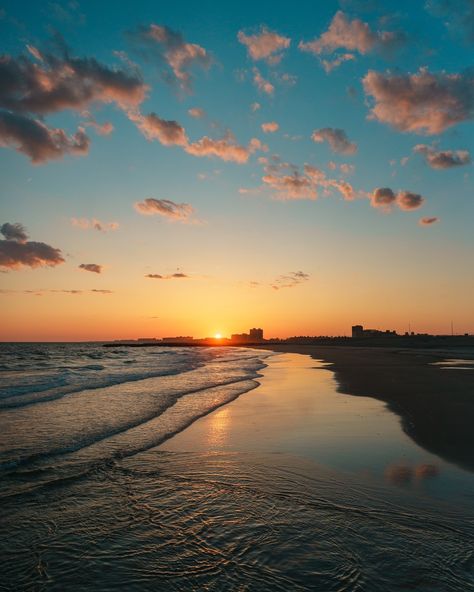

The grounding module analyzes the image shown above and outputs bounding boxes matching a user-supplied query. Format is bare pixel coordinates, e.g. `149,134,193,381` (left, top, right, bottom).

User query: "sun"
214,333,222,339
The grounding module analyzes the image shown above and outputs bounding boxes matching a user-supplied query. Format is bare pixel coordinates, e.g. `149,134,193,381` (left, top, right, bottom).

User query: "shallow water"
1,346,474,591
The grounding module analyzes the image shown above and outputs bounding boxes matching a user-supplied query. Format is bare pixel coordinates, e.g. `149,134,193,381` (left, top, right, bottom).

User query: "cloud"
128,24,212,92
370,187,425,211
185,134,267,163
261,121,279,133
0,222,65,270
128,110,188,146
419,216,440,225
0,48,147,115
134,198,195,222
71,218,119,232
321,52,355,73
81,111,114,136
251,102,261,112
413,144,471,168
311,127,357,154
425,0,474,44
0,288,113,295
252,67,274,95
259,160,355,201
188,107,205,118
0,110,89,163
299,11,405,60
271,271,310,290
362,68,474,134
79,263,102,274
237,26,290,64
0,44,147,162
397,191,424,210
145,272,189,279
0,222,28,242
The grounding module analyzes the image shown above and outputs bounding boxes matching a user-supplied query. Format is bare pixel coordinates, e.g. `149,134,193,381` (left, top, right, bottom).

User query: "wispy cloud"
271,271,310,290
419,216,440,226
134,198,196,222
145,272,189,279
71,218,119,232
413,144,471,169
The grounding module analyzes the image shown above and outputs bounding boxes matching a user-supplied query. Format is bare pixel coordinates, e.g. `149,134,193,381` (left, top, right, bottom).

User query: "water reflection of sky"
164,353,474,504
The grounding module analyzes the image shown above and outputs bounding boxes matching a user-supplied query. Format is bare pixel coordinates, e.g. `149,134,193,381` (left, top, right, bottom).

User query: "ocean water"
1,344,473,591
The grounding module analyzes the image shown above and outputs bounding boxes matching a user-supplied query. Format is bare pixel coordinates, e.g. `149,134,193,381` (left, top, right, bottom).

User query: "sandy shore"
253,344,474,473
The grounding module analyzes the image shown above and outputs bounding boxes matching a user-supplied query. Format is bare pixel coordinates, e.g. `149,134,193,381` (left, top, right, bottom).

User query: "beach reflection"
164,353,474,501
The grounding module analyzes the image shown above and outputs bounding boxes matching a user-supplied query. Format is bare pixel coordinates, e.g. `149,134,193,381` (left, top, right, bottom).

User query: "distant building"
230,328,264,343
162,336,194,343
352,324,397,338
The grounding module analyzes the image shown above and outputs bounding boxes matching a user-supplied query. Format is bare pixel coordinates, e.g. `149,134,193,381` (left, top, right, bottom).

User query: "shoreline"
253,344,474,473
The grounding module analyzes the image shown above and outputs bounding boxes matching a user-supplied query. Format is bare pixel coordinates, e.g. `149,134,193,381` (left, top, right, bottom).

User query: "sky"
0,0,473,341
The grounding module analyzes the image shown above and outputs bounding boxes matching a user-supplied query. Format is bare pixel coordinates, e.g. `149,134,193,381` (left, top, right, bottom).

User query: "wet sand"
255,345,474,473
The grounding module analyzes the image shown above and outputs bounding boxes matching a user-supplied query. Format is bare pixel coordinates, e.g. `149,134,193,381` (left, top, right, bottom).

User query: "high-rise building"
249,328,264,341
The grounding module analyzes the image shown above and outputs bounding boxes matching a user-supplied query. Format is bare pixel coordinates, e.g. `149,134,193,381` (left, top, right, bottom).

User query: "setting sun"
214,333,222,339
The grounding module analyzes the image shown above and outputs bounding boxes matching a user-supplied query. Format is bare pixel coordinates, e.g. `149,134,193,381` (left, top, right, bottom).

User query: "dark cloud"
370,187,425,211
0,225,65,270
127,24,212,92
0,110,89,163
145,272,189,279
363,68,474,134
413,144,471,168
0,222,28,242
311,127,357,154
79,263,102,273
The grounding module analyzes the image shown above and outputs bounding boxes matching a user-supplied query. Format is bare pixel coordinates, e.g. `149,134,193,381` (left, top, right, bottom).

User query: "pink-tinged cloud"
321,53,355,73
363,68,474,134
0,51,148,115
134,198,195,222
129,24,212,92
186,134,266,163
145,272,189,279
370,187,425,211
188,107,205,118
413,144,471,169
263,172,317,199
261,121,279,133
79,263,103,274
71,218,119,232
238,26,290,64
0,111,89,163
129,111,188,146
252,68,274,95
419,216,440,226
397,191,424,210
299,11,405,57
0,222,65,270
311,127,357,155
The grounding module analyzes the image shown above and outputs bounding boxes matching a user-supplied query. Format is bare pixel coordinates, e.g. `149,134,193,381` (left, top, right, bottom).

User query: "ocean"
1,344,473,591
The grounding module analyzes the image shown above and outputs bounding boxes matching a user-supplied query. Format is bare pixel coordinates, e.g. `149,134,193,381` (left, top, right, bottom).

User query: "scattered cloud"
81,111,114,136
251,102,261,112
0,111,89,163
145,272,189,279
419,216,440,225
299,11,405,65
261,121,279,133
252,67,274,95
186,134,267,163
238,26,290,64
128,24,212,92
0,222,65,270
271,271,310,290
48,1,85,24
134,198,195,222
311,127,357,154
363,68,474,134
128,110,188,146
188,107,205,118
321,52,355,73
413,144,471,168
370,187,425,211
0,288,113,295
71,218,119,232
79,263,103,274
